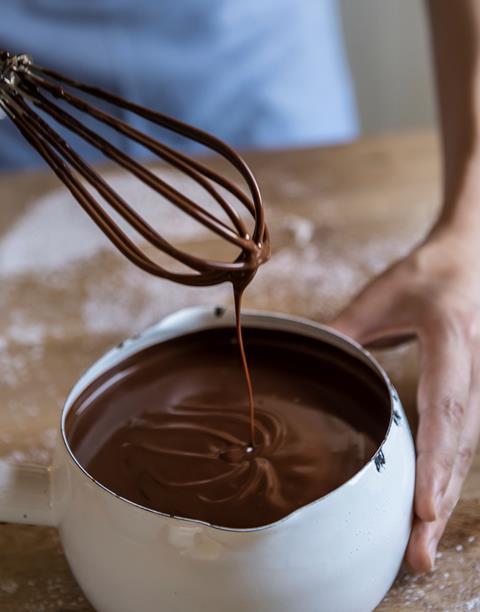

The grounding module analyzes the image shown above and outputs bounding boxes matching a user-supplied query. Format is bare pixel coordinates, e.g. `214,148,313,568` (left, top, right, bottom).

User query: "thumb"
329,276,413,345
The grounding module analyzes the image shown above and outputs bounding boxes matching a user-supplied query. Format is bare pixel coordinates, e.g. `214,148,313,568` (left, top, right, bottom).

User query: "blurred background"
340,0,435,135
0,0,437,171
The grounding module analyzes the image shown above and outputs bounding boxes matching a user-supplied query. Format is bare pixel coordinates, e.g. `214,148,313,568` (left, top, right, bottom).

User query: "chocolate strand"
28,62,266,242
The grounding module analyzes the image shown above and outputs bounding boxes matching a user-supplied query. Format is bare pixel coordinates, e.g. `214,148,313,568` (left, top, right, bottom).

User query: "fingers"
406,434,475,574
437,378,480,524
405,516,440,574
415,318,472,523
407,338,480,574
407,448,468,574
407,440,472,573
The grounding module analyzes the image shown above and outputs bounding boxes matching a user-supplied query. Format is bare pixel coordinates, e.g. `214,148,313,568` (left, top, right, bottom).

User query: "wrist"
432,156,480,239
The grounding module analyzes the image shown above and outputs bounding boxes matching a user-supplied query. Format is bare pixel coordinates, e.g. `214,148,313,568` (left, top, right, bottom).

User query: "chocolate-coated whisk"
0,51,270,286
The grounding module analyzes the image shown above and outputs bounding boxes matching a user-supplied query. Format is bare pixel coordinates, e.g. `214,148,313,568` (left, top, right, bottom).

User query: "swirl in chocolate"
66,327,389,528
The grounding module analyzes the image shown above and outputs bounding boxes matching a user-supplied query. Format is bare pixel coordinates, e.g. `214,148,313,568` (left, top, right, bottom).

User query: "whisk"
0,50,270,287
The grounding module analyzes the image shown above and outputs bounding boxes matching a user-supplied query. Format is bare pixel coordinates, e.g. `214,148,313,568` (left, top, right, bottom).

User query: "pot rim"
60,305,399,532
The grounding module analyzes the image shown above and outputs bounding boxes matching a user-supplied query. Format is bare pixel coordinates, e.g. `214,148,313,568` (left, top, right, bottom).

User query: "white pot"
0,306,415,612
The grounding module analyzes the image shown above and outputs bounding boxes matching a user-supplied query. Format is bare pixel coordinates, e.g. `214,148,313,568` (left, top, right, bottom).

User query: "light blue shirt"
0,0,358,169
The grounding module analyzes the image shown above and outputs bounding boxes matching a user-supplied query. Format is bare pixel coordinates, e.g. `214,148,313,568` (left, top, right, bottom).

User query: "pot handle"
0,460,55,526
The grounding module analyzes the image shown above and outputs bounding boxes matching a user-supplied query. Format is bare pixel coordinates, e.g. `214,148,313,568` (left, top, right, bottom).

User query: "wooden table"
0,131,479,611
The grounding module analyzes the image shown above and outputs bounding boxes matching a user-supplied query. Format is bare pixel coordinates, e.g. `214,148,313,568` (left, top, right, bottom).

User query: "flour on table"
283,214,315,247
0,169,218,278
82,270,231,335
5,314,47,345
0,579,18,595
382,534,480,610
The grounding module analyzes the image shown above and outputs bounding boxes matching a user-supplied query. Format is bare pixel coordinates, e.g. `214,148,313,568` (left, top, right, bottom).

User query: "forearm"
427,0,480,231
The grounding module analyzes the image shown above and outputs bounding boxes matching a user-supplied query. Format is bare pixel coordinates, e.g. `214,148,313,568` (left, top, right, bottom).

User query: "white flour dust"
382,534,480,610
0,166,418,336
0,169,215,278
0,579,18,595
82,270,231,336
0,572,87,611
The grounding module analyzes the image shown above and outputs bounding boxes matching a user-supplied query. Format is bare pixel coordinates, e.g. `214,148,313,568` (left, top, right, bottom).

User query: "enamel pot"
0,306,415,612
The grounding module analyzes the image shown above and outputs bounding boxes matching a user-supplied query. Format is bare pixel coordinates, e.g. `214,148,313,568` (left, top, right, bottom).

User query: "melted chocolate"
66,327,390,529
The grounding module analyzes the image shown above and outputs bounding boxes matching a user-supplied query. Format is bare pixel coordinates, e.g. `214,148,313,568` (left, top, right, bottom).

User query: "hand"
330,227,480,573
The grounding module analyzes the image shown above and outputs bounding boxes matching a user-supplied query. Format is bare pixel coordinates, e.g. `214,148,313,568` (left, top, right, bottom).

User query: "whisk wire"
0,51,270,286
28,63,265,238
1,90,202,282
17,78,252,253
24,69,253,237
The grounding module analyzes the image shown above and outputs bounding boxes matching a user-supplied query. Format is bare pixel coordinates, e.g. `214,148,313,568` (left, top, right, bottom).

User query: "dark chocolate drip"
233,277,257,447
